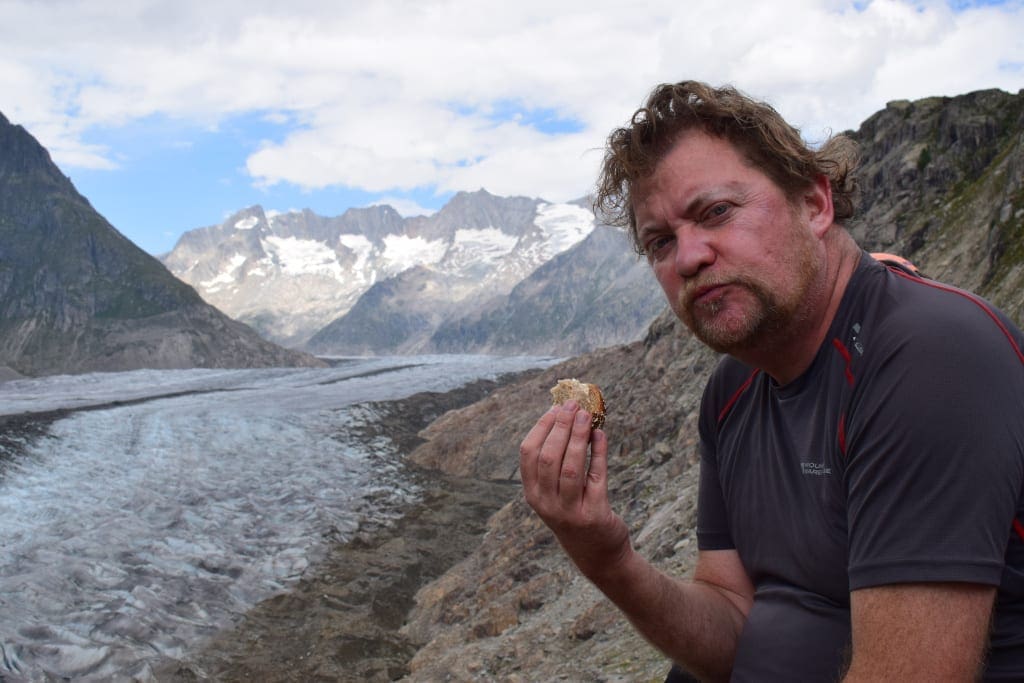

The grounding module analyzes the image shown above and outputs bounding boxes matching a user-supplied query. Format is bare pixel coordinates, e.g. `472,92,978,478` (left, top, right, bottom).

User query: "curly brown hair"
593,80,859,253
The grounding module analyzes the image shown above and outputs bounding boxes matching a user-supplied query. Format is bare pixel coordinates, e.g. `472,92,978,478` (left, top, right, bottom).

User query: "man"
519,81,1024,681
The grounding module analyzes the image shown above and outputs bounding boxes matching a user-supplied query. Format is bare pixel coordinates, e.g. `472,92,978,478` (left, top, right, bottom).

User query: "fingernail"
575,410,589,425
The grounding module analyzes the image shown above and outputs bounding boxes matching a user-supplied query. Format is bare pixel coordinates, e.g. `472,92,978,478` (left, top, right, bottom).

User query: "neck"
738,230,862,385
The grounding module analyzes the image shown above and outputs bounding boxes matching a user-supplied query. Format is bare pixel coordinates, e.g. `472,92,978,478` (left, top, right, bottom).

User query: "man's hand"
519,400,631,578
520,400,754,680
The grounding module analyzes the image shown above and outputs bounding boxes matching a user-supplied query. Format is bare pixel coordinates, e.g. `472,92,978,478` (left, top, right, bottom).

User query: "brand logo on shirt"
850,322,864,356
800,461,833,476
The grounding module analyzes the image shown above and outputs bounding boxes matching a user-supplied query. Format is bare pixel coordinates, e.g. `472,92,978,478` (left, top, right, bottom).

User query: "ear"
802,174,835,238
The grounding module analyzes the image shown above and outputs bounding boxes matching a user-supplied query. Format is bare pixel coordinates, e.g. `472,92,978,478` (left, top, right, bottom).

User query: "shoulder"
842,266,1024,468
700,357,760,431
851,264,1024,380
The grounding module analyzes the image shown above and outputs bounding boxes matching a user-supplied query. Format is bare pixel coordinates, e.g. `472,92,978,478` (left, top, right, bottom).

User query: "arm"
519,401,755,680
843,582,995,681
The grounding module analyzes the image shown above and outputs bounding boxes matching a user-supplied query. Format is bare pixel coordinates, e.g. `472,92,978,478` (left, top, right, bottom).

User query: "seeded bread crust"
550,378,606,430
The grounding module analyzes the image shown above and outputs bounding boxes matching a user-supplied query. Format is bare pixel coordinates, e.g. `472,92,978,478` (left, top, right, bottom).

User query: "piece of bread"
550,378,606,430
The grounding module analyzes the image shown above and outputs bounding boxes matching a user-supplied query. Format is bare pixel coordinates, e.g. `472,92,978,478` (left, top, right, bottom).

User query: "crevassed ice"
455,227,518,261
440,227,519,274
381,234,447,274
338,233,373,255
262,236,344,278
0,356,561,680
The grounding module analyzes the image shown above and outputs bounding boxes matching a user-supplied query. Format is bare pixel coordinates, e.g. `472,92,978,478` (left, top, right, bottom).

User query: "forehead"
631,131,764,219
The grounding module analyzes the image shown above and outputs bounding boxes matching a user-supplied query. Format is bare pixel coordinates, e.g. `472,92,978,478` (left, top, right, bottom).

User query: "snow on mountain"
262,235,346,279
535,201,594,256
381,233,448,275
441,227,518,276
162,191,595,347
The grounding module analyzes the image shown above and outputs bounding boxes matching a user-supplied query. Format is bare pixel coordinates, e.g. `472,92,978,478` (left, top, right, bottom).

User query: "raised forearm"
584,546,749,681
520,402,751,679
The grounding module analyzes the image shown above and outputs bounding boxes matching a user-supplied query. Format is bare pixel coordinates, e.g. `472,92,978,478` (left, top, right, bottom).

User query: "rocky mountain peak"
164,191,599,348
335,204,406,244
0,115,85,213
0,114,323,376
848,88,1024,253
848,87,1024,322
424,189,542,239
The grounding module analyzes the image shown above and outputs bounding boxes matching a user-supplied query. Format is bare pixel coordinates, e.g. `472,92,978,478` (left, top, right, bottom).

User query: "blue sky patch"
68,112,449,255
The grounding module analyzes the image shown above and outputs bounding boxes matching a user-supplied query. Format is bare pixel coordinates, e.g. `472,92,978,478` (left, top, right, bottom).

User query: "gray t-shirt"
697,253,1024,680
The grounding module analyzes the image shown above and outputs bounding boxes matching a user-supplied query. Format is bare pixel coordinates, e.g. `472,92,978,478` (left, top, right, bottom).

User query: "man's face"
632,131,823,356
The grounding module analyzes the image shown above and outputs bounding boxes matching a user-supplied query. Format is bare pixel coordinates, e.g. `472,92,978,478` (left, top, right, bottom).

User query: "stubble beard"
679,231,820,356
680,279,792,354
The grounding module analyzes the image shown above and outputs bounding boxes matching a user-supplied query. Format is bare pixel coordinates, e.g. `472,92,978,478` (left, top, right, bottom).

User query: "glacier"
0,355,556,681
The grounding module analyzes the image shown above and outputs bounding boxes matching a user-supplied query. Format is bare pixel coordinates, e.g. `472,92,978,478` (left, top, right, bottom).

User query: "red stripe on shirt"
717,369,760,424
831,338,856,386
838,412,848,456
889,268,1024,366
892,267,1024,545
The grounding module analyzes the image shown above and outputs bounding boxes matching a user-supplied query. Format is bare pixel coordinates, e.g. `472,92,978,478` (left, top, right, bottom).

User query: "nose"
673,224,715,278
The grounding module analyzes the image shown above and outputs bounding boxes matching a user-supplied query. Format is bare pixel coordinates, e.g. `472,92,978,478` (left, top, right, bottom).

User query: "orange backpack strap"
871,252,924,278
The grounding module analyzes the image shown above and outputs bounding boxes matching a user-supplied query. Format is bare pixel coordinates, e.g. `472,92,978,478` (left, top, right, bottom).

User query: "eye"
643,234,674,261
704,202,732,222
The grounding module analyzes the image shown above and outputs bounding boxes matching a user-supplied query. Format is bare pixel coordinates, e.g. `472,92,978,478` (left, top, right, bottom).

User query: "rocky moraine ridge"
164,87,1024,682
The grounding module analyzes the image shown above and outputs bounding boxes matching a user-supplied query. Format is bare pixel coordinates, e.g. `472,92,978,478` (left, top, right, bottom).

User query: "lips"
686,282,729,311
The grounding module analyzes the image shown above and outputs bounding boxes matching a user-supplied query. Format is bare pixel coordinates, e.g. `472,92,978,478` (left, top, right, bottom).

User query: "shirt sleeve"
696,373,737,551
843,297,1024,590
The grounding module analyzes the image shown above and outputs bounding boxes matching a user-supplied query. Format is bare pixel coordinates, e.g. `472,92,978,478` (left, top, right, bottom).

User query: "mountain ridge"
0,114,324,376
163,191,603,349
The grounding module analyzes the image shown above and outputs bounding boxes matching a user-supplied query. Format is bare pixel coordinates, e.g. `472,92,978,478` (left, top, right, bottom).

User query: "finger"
519,406,558,489
557,407,594,506
584,428,609,504
535,401,580,495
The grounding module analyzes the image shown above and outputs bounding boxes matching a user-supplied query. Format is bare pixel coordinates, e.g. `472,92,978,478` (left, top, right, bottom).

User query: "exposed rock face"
165,191,601,351
428,225,665,356
394,88,1024,681
847,88,1024,322
0,112,324,376
306,265,473,355
163,204,410,347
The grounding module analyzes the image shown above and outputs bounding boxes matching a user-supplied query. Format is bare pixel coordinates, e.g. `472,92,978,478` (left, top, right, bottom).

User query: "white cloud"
2,0,1022,202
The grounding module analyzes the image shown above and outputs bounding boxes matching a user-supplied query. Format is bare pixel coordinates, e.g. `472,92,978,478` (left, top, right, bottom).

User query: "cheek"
652,263,680,295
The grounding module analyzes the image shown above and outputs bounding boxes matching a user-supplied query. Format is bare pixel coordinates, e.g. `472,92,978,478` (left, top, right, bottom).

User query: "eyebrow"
637,180,752,238
635,187,725,241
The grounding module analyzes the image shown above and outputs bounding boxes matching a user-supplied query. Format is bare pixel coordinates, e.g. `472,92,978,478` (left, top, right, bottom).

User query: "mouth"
687,282,728,310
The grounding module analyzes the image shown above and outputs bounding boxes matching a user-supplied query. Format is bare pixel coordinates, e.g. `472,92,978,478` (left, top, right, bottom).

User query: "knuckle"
519,442,533,460
537,452,560,471
560,465,581,481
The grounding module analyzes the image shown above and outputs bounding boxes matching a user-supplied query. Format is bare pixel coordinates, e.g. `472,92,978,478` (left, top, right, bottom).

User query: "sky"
2,0,1022,255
